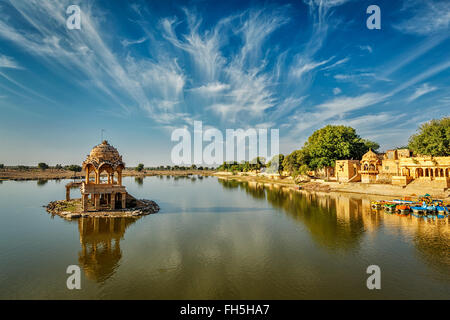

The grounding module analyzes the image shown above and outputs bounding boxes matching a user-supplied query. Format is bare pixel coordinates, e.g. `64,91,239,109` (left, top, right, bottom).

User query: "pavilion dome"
362,149,380,162
83,140,125,170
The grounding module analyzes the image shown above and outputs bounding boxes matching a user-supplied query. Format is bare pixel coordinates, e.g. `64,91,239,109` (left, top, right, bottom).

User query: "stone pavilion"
81,141,127,212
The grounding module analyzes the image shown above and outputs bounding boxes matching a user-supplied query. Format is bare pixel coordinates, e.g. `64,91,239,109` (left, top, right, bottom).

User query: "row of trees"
135,164,216,172
0,163,82,172
218,157,267,173
282,125,379,177
215,117,449,177
217,125,379,177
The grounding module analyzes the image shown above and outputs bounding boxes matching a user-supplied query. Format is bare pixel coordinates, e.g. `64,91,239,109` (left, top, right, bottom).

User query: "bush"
135,163,144,172
38,162,49,170
66,165,82,172
55,164,63,169
0,164,4,169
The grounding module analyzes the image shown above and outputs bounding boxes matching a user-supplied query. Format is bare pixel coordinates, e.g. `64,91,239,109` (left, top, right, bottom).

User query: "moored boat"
371,201,381,209
396,204,410,215
383,203,396,212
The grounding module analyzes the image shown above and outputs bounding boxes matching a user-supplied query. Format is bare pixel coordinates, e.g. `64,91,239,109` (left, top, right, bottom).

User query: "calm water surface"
0,176,449,299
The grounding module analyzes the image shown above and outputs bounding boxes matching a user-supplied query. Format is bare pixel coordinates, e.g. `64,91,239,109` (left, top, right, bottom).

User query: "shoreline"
213,173,450,201
0,169,215,181
1,168,448,201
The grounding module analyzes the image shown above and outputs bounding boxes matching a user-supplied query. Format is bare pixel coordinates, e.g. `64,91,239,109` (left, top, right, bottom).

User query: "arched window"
98,164,114,184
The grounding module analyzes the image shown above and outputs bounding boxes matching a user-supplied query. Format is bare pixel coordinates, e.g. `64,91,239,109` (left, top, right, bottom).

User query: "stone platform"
45,198,160,219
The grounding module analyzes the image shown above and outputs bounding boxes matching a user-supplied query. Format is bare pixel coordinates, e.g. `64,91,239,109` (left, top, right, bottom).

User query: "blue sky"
0,0,449,166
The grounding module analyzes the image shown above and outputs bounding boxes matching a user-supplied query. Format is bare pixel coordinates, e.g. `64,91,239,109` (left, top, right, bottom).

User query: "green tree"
38,162,49,170
249,157,265,171
135,163,145,172
66,165,82,173
66,165,81,178
408,117,450,156
303,125,378,170
282,149,309,175
0,164,4,169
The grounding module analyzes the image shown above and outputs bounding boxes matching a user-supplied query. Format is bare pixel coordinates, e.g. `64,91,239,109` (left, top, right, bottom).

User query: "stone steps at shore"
324,181,448,199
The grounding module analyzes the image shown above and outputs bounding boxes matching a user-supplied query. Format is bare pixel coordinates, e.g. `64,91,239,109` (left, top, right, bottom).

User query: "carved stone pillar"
121,192,126,209
94,194,100,210
111,192,115,210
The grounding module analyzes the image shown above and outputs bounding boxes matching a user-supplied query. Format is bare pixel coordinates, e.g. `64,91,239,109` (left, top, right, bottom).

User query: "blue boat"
411,201,437,214
436,206,449,213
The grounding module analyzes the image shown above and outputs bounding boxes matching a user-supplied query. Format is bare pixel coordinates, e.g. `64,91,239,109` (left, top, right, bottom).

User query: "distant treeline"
0,164,82,171
132,164,216,172
0,164,215,172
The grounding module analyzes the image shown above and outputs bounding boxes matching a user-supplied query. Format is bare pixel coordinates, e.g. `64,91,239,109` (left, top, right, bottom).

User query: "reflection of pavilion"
77,217,138,282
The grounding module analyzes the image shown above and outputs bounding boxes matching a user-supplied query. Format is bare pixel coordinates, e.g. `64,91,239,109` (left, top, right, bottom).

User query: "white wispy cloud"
0,0,446,149
380,34,448,77
330,112,409,143
291,57,333,78
333,72,391,83
320,57,349,71
121,37,148,47
359,45,372,53
0,54,22,69
189,82,230,94
407,83,437,102
289,92,386,134
394,0,450,35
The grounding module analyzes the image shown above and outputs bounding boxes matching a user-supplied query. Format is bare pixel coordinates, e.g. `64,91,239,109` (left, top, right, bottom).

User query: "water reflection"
134,177,144,186
217,178,450,273
37,179,48,186
71,178,449,288
77,217,139,282
413,223,450,275
218,179,365,250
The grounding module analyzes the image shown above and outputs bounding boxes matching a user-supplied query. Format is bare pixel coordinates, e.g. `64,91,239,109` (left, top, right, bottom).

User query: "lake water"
0,176,449,299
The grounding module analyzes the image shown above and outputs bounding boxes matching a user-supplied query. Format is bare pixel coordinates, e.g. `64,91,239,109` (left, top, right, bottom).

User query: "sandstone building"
335,148,450,188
